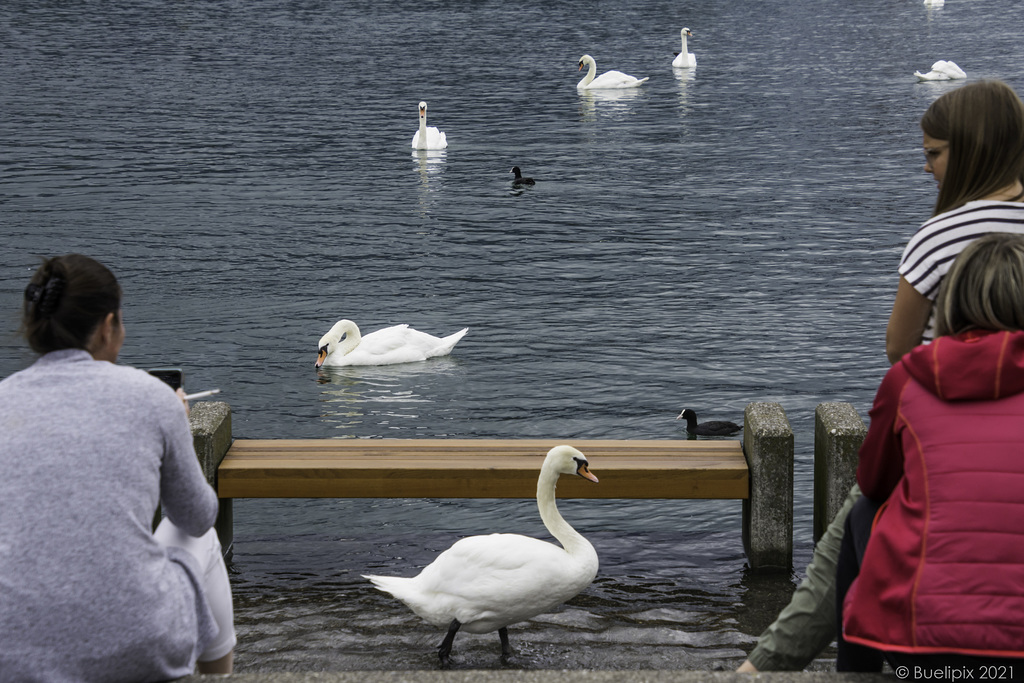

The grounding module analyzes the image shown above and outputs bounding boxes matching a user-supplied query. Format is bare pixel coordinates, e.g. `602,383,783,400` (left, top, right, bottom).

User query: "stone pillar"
742,402,794,572
813,402,866,543
189,401,233,559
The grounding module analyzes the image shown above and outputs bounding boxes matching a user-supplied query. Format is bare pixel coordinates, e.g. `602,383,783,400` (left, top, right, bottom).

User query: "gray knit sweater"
0,349,220,682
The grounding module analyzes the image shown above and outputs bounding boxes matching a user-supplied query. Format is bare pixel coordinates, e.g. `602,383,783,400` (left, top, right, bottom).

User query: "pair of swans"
412,101,447,150
914,60,966,81
424,27,694,133
577,26,695,90
315,319,467,368
364,445,599,667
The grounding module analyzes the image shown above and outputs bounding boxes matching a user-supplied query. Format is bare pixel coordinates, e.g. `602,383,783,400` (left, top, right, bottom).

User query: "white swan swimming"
672,28,696,68
364,444,599,667
577,54,649,90
315,319,467,368
914,60,966,81
411,101,448,150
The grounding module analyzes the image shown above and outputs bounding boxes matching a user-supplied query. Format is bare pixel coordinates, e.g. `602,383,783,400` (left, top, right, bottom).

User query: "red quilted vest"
843,331,1024,656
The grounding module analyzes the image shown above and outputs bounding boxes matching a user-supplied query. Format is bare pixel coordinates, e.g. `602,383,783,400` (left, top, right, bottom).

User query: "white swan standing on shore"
672,28,696,68
914,60,966,81
364,445,599,667
411,101,447,150
577,54,649,89
315,319,467,368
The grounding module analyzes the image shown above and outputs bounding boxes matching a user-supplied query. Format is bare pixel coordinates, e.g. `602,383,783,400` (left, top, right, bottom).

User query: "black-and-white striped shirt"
899,200,1024,342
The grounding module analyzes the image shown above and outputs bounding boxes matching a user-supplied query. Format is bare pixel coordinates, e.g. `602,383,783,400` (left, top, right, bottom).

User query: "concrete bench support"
741,402,794,572
189,401,234,559
812,403,865,543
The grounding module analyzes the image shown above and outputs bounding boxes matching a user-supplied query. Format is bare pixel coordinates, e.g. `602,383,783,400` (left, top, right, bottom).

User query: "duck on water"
676,408,742,436
510,166,535,187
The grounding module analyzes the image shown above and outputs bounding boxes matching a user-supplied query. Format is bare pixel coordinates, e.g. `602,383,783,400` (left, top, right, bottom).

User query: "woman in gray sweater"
0,255,235,681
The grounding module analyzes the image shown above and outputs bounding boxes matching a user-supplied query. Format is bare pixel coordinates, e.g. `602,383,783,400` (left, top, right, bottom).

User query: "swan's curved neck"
681,34,689,54
419,112,427,139
582,59,596,86
537,468,593,557
334,322,361,356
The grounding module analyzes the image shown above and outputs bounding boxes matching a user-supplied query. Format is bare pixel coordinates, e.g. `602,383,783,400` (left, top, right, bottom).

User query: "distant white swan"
923,0,944,6
914,60,966,81
577,54,649,90
672,28,696,68
364,445,599,667
316,319,467,368
411,101,447,150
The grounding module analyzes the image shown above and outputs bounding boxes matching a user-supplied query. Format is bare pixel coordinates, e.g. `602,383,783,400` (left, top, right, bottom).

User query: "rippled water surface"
3,0,1024,671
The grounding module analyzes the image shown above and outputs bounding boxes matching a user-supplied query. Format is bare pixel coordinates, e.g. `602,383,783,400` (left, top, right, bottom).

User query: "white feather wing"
367,533,596,633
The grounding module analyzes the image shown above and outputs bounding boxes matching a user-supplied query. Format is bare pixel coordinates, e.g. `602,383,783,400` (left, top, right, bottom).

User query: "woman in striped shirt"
738,81,1024,674
886,80,1024,364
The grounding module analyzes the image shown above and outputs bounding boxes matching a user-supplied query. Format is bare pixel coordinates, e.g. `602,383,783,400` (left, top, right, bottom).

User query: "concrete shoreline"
183,671,891,682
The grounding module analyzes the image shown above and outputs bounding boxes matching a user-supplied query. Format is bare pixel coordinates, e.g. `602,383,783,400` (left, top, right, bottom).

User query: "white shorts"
154,518,237,662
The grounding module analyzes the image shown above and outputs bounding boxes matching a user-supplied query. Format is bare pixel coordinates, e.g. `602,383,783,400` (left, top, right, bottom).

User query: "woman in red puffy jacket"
837,232,1024,676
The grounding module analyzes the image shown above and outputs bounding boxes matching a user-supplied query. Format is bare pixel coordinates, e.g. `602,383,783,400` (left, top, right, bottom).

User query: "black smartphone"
148,367,183,390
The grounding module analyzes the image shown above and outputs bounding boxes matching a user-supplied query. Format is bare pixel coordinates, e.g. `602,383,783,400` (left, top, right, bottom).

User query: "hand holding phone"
149,368,220,404
148,367,183,390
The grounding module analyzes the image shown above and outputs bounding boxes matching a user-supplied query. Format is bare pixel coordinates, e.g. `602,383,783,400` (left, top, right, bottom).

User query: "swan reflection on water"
315,360,462,430
673,67,694,107
413,148,447,182
413,148,447,215
577,87,646,121
317,358,460,385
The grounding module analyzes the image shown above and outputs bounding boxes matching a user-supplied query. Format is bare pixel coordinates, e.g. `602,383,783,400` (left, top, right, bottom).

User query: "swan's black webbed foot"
438,618,461,668
498,626,513,663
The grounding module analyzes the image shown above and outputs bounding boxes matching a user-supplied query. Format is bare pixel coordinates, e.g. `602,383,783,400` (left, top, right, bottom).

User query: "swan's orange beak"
578,62,584,72
316,347,328,369
577,462,599,483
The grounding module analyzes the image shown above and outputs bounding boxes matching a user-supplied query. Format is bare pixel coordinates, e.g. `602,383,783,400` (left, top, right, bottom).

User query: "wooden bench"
217,438,749,500
188,401,796,572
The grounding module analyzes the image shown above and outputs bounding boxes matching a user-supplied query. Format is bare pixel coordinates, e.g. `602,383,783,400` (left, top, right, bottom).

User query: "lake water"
3,0,1023,672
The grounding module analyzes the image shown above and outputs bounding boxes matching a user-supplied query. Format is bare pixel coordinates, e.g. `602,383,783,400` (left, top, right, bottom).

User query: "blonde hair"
934,233,1024,337
920,80,1024,216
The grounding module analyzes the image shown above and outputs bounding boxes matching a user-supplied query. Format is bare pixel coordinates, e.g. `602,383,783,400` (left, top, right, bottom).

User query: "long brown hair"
934,233,1024,337
920,80,1024,216
21,254,122,354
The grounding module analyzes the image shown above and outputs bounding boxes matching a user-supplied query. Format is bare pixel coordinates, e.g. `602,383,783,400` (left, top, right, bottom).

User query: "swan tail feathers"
364,574,404,595
431,327,468,356
365,574,457,626
364,574,422,604
446,327,469,343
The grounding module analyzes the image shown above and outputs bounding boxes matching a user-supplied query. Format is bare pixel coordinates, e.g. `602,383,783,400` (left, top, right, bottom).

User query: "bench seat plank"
217,439,748,500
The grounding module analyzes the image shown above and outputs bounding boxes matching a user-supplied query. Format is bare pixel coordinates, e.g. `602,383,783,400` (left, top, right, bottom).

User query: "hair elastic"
30,275,66,317
24,283,43,305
